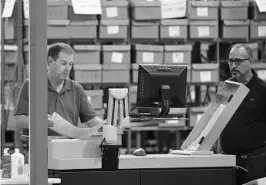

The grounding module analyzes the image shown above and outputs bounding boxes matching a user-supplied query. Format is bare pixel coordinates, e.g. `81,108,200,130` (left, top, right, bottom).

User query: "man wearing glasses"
220,43,266,185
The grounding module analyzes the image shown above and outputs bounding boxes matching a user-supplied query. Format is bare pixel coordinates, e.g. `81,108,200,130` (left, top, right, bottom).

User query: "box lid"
132,21,159,26
102,64,130,70
248,42,259,50
47,0,69,6
164,44,193,52
131,1,161,7
101,0,128,7
221,1,248,7
101,19,129,26
135,44,164,52
102,45,131,51
223,20,250,26
84,90,104,96
192,63,219,70
250,20,266,26
74,64,102,70
132,64,139,70
190,20,217,26
70,20,98,26
161,19,188,26
190,1,219,7
74,45,101,51
47,20,69,26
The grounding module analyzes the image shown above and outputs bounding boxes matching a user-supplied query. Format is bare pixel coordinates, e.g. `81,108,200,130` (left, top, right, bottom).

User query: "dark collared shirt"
221,70,266,154
14,78,96,136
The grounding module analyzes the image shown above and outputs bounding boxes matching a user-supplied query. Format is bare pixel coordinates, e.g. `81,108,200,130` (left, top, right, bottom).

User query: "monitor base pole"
159,85,171,117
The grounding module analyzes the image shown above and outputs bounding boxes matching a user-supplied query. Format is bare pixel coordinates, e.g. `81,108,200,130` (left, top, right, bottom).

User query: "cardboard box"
4,64,17,81
160,19,188,40
132,64,139,83
4,45,18,64
221,20,250,39
189,21,218,39
189,107,207,127
220,1,248,20
181,80,249,152
4,18,16,40
101,0,129,20
188,1,219,20
69,20,98,39
164,45,193,64
73,45,101,64
134,44,164,64
68,5,97,21
248,43,259,62
74,64,102,84
250,21,266,39
47,1,69,20
99,20,129,39
84,90,104,109
250,2,266,21
102,45,131,64
191,64,219,83
131,21,159,39
47,20,70,39
131,1,161,20
102,64,130,83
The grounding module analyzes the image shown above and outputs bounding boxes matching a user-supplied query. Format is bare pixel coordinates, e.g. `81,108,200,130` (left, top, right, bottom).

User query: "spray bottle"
2,148,11,178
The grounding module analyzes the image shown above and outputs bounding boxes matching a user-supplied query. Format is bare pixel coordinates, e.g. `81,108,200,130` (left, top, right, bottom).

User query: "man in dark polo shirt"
14,42,104,136
220,43,266,185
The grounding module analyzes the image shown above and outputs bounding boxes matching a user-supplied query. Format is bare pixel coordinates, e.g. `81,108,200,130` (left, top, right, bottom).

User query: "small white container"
11,148,25,179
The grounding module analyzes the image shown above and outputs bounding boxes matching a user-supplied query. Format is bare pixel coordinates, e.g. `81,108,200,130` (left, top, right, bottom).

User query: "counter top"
0,178,61,184
48,154,236,170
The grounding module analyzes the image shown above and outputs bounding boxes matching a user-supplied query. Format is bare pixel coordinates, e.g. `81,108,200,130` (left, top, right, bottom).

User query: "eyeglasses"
227,58,251,66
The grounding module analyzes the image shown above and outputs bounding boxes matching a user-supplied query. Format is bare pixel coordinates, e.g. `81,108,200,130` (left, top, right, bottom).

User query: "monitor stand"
159,85,171,117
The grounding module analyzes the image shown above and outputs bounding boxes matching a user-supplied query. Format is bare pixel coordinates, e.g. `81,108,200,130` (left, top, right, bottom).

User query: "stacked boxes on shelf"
84,90,105,119
250,0,266,40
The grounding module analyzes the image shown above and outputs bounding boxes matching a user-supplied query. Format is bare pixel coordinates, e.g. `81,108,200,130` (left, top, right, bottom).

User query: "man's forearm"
15,115,29,129
85,116,105,128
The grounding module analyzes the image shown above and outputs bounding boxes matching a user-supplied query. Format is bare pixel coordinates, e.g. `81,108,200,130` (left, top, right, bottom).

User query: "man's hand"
48,114,54,127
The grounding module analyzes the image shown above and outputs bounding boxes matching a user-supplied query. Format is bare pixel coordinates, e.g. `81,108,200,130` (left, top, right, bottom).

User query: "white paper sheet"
71,0,102,15
2,0,16,18
160,0,186,19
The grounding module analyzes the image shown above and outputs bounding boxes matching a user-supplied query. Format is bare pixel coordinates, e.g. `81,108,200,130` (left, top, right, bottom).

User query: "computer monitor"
136,64,187,117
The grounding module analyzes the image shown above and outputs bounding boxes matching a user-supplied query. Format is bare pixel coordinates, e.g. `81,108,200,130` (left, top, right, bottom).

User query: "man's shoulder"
68,79,84,92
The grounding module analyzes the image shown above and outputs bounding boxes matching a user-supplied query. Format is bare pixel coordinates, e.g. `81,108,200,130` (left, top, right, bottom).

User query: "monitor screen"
136,64,187,116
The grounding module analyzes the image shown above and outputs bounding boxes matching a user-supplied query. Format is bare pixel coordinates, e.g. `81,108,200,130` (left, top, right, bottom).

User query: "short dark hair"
47,42,74,60
230,43,253,58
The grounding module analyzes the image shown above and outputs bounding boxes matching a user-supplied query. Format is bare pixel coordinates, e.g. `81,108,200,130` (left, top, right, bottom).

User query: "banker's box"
221,20,250,39
188,1,219,20
74,64,102,84
220,1,248,20
131,1,161,21
99,20,129,40
191,64,219,83
189,21,218,39
134,44,164,64
131,21,159,40
102,64,130,83
73,45,101,64
102,45,131,65
160,19,188,40
251,63,266,81
250,21,266,39
100,0,129,20
84,90,104,109
250,1,266,21
164,45,193,65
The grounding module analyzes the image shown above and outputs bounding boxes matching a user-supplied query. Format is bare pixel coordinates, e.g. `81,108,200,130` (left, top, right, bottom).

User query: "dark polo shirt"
14,78,96,136
221,70,266,155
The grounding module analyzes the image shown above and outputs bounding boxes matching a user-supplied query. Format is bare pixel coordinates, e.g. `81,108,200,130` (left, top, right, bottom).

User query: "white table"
0,178,61,185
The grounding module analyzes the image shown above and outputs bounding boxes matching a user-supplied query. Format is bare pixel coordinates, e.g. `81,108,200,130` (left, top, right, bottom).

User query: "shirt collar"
228,69,257,87
47,77,73,92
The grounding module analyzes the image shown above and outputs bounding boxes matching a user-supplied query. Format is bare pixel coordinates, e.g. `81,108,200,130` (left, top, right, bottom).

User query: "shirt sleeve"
79,85,96,123
14,79,29,116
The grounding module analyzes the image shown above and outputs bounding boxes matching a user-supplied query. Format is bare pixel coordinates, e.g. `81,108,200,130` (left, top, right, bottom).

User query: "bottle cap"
15,148,19,153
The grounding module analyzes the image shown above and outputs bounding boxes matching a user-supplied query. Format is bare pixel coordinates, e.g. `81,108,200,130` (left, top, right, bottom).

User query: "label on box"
142,52,154,63
160,0,187,19
198,26,210,37
258,26,266,37
71,0,102,15
2,0,16,18
106,7,118,18
23,0,29,19
172,52,184,63
258,70,266,80
169,26,180,37
197,7,208,17
107,26,119,34
111,52,123,63
200,71,211,82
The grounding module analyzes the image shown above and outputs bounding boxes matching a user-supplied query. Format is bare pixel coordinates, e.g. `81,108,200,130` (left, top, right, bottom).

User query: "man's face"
228,47,252,78
48,51,74,80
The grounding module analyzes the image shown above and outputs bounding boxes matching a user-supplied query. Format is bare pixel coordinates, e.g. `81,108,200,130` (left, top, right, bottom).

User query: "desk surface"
0,178,61,184
48,154,236,170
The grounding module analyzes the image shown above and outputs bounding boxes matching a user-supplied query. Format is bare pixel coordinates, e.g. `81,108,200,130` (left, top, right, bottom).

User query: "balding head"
229,43,253,59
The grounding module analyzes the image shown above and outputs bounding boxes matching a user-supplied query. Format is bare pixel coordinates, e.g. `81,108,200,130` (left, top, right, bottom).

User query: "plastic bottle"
11,148,25,179
2,148,11,178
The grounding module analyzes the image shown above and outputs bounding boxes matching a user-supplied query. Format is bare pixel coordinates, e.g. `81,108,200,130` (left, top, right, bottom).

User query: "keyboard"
129,112,184,119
